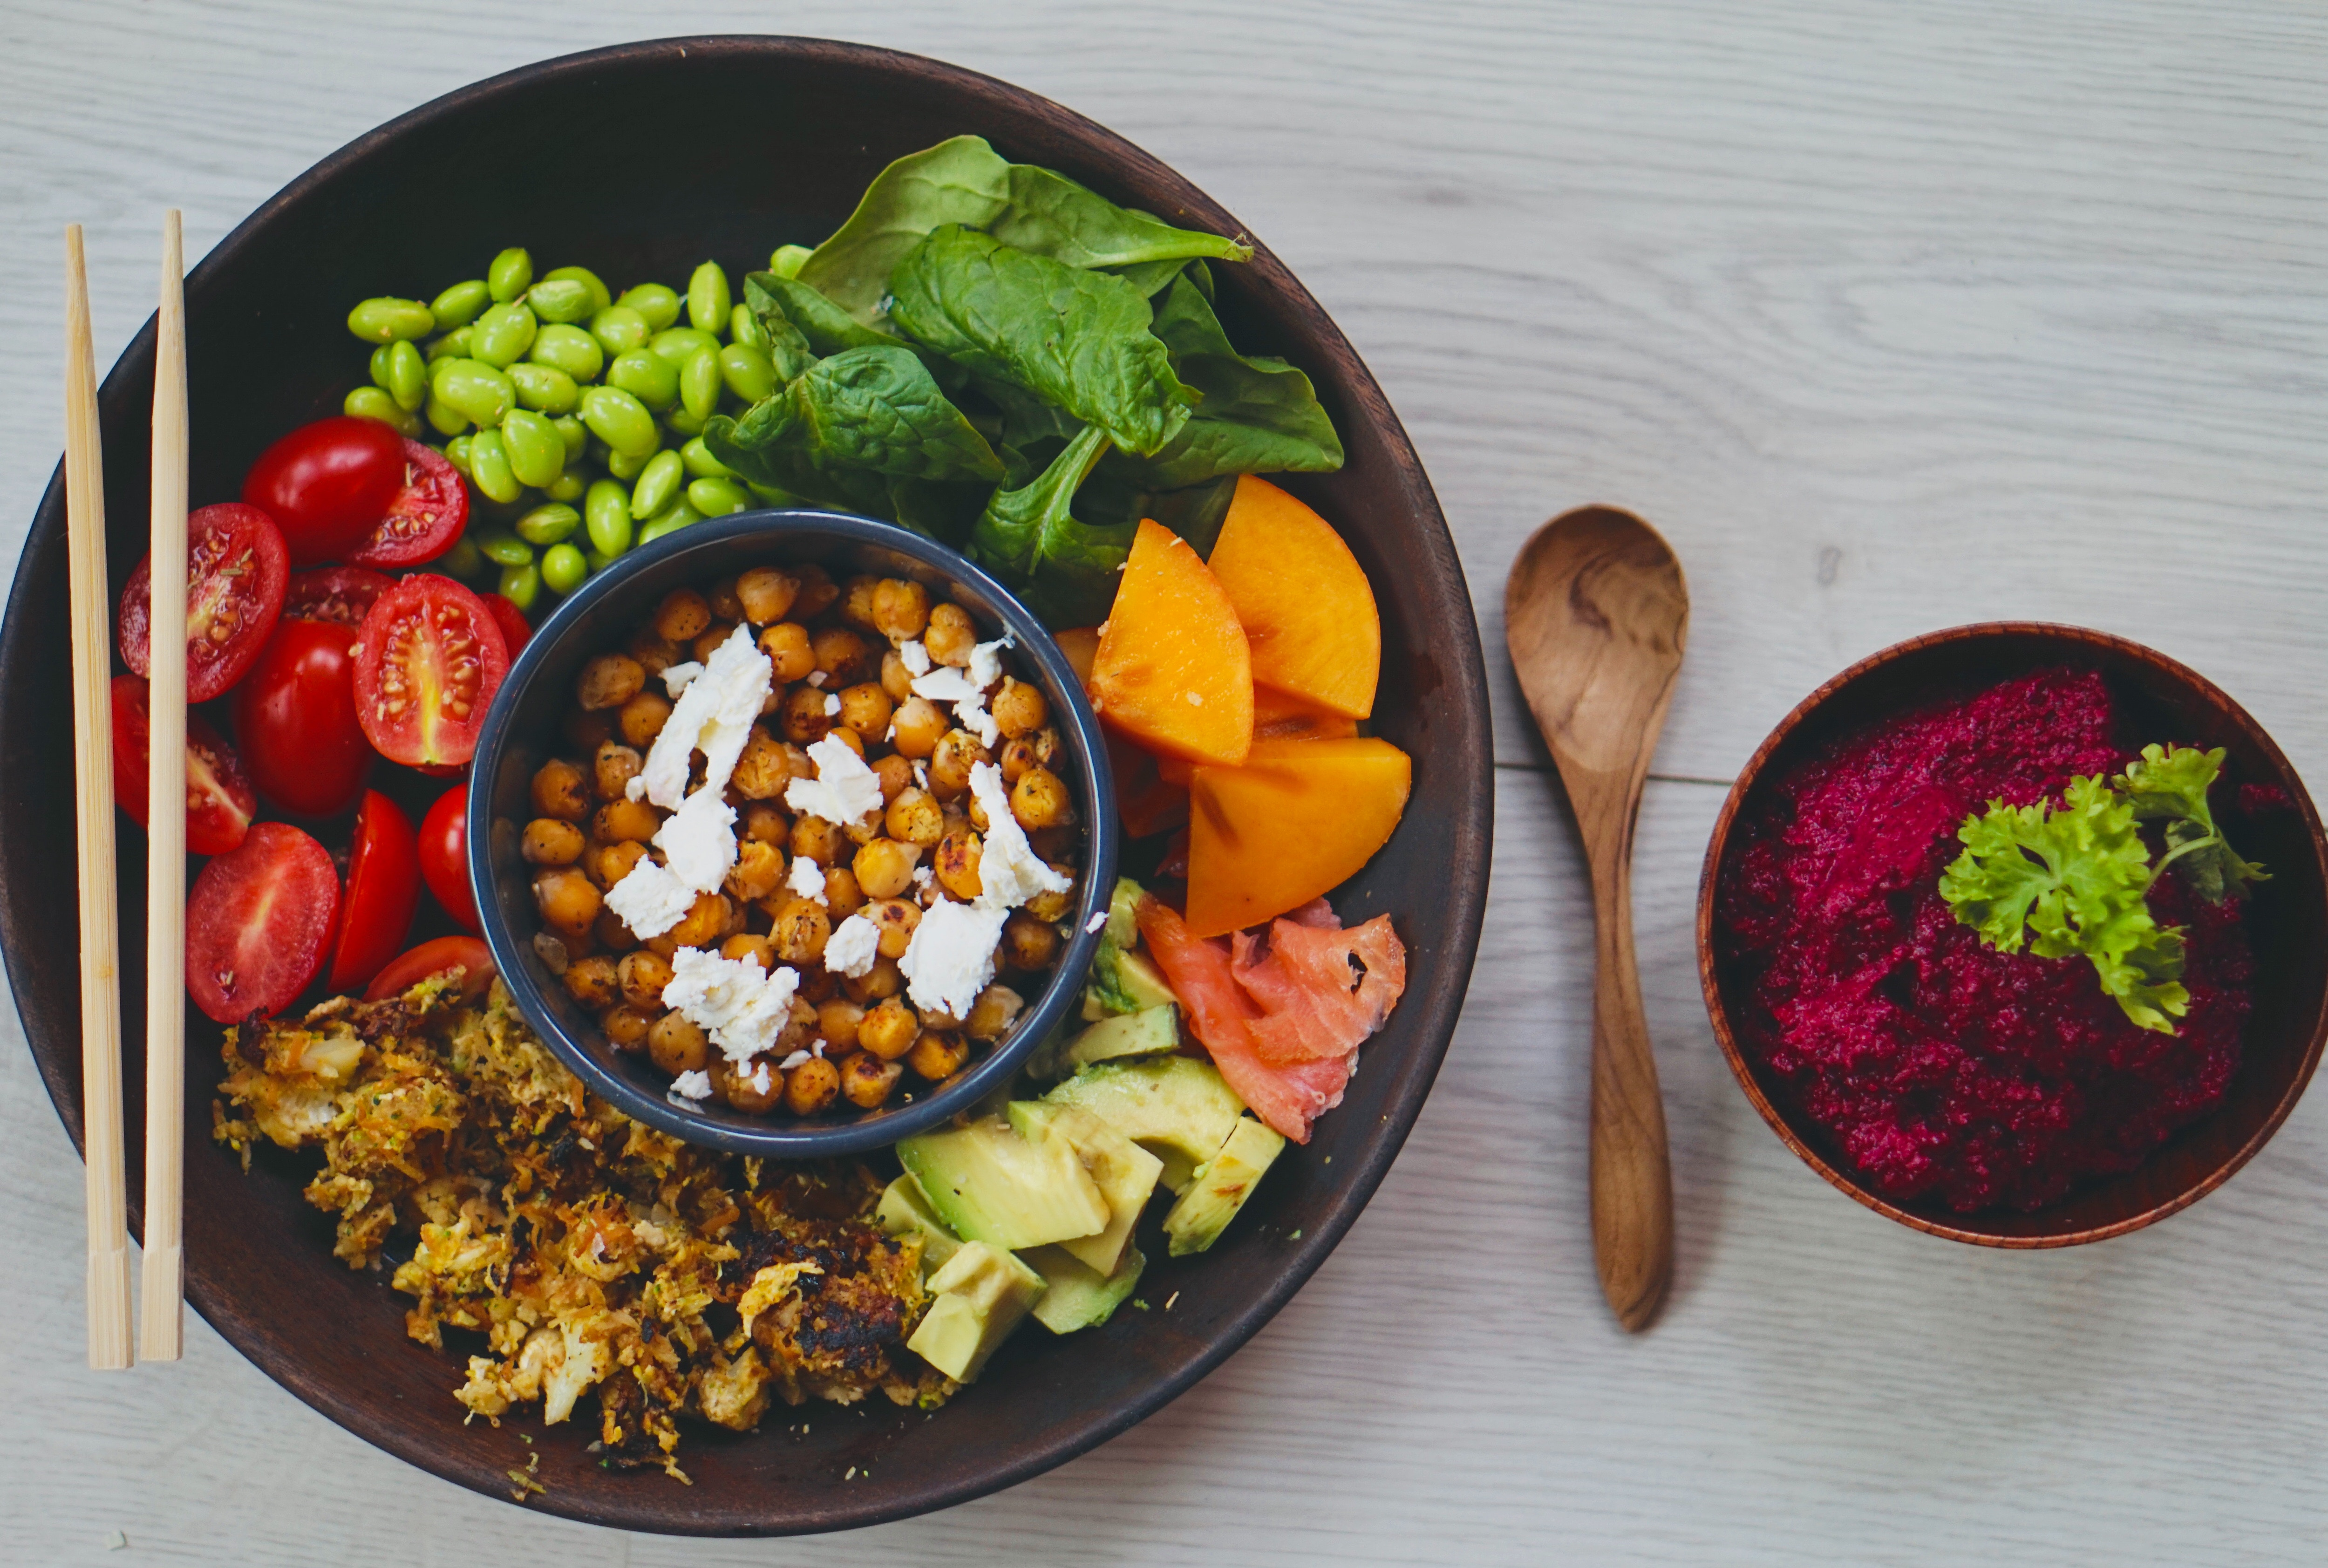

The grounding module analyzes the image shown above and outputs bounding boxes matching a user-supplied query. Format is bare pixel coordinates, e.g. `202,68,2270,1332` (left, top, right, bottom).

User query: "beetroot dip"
1715,668,2253,1212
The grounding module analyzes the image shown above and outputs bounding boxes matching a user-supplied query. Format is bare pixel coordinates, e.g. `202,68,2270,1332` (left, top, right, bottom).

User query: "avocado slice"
896,1116,1110,1250
1061,1004,1179,1073
875,1174,962,1276
1044,1056,1246,1193
1082,878,1180,1019
1022,1242,1146,1333
905,1241,1045,1382
1009,1101,1164,1275
1163,1116,1286,1256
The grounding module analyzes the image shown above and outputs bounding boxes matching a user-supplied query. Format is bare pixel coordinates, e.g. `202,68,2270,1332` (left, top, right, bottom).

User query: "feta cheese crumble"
909,664,983,706
783,735,885,828
660,660,704,697
1085,910,1109,934
787,852,828,905
605,858,696,939
652,787,738,894
668,1069,714,1102
778,1049,812,1071
824,911,881,977
898,640,931,676
898,898,1009,1019
968,762,1071,911
967,636,1011,692
663,947,801,1067
631,625,771,808
823,691,841,717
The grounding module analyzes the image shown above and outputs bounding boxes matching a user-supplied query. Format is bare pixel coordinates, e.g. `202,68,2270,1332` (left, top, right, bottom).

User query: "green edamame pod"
468,429,523,504
718,342,777,404
680,346,722,423
497,560,542,612
687,262,732,333
514,502,581,546
528,323,605,383
424,395,469,437
488,247,534,304
440,534,485,579
729,302,768,352
348,297,435,343
606,446,652,481
541,265,612,315
475,528,534,568
344,386,420,436
551,415,587,463
579,385,660,459
588,305,650,356
429,279,492,329
606,349,678,410
525,278,595,324
508,361,579,415
688,476,750,517
636,498,705,547
769,244,811,280
540,542,588,595
662,408,707,438
369,343,396,389
585,479,633,557
470,302,539,369
615,282,681,331
501,409,566,489
386,339,429,412
543,471,586,504
680,436,736,480
424,325,474,362
649,326,719,368
444,434,474,476
432,358,516,428
630,449,685,520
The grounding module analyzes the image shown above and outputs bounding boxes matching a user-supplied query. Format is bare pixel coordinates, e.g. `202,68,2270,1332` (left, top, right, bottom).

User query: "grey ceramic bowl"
466,508,1120,1157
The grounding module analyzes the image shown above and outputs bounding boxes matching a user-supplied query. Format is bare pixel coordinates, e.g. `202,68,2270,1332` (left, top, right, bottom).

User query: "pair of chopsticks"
66,211,188,1368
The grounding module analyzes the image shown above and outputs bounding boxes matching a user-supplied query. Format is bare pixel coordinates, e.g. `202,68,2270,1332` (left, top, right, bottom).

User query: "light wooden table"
3,3,2322,1562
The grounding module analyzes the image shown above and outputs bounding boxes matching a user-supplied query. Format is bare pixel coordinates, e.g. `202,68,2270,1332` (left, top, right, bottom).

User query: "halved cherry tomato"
480,591,531,654
119,503,289,702
348,440,470,568
418,782,480,932
241,415,406,565
363,934,495,1003
109,675,256,856
184,821,340,1023
233,618,372,817
283,565,395,627
352,575,509,768
325,790,421,994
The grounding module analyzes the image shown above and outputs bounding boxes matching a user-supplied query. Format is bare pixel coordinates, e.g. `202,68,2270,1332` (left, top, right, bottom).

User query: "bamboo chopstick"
65,225,134,1371
139,210,188,1363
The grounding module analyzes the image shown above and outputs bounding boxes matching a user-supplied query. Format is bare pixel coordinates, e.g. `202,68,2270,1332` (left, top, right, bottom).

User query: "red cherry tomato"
283,565,396,627
352,574,509,768
184,821,341,1023
233,618,372,817
348,440,470,568
419,782,480,932
240,415,406,565
480,591,532,654
118,503,289,702
363,934,495,1003
325,789,421,994
109,675,256,856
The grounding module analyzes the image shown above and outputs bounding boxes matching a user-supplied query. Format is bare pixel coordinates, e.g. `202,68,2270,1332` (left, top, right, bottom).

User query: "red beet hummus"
1717,668,2252,1212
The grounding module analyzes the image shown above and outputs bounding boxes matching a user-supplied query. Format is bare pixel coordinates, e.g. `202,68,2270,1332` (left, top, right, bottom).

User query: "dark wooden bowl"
0,38,1492,1534
1696,623,2328,1247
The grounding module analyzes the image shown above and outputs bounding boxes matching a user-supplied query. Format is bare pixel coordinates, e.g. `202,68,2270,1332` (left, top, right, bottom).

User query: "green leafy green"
887,225,1196,458
2114,743,2268,905
987,166,1254,270
797,136,1012,322
745,272,967,390
966,424,1133,625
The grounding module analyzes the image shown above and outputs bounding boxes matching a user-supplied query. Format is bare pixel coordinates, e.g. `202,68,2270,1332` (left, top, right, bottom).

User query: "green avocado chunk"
1009,1101,1164,1275
905,1241,1046,1382
1062,1003,1180,1072
876,1174,963,1276
1083,878,1179,1019
895,1115,1110,1250
1043,1055,1246,1193
1163,1116,1286,1257
1022,1242,1146,1333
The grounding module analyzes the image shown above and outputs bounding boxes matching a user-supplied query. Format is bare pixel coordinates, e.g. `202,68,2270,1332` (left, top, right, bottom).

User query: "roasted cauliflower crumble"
214,977,955,1481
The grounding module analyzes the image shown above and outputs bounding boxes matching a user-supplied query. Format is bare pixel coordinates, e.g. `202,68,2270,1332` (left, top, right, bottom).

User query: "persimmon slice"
1087,520,1252,767
1184,736,1411,937
1206,477,1379,720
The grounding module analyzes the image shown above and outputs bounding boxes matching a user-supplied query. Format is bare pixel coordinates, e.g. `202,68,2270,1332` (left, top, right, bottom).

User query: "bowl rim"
1695,620,2328,1247
464,507,1122,1157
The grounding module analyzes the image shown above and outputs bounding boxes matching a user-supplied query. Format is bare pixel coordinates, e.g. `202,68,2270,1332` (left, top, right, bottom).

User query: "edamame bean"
430,280,491,329
488,247,534,304
729,302,768,352
588,306,650,356
344,385,420,435
585,479,633,557
544,471,586,503
630,449,685,519
718,342,777,404
476,529,533,567
540,542,588,595
441,534,485,579
498,560,542,612
680,436,735,479
662,408,707,438
606,446,651,481
501,409,567,489
679,346,722,423
746,482,797,506
529,323,604,382
649,326,719,368
432,357,516,428
509,361,580,415
444,434,474,476
769,244,811,279
386,339,429,412
425,395,468,437
552,415,587,463
468,428,523,504
586,549,618,574
526,278,595,324
425,326,474,362
687,262,732,333
615,282,681,331
636,498,704,547
369,343,396,389
606,349,678,410
348,297,435,343
688,476,751,517
579,385,659,459
470,302,539,368
541,265,612,315
514,502,580,546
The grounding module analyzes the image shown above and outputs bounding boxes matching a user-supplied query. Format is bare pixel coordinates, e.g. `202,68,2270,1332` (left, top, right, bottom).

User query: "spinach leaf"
798,136,1013,322
888,225,1196,458
1107,258,1193,299
968,424,1133,626
988,166,1254,270
745,272,966,389
1075,468,1239,557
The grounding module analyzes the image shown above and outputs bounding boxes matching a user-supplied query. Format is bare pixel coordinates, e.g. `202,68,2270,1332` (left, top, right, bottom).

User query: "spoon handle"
1589,845,1674,1331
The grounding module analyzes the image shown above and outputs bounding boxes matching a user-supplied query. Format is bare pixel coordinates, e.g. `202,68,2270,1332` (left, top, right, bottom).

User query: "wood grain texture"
1,1,2324,1562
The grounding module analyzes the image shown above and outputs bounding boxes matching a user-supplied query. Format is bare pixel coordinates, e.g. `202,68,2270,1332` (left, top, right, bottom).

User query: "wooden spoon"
1505,507,1688,1332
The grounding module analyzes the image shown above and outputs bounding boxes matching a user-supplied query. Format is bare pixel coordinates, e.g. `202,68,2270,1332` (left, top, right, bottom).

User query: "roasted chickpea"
741,801,790,845
1012,765,1071,830
824,866,866,920
998,735,1043,783
927,729,988,799
790,813,844,867
964,984,1026,1043
817,998,866,1050
714,1053,786,1114
720,932,775,971
647,1009,709,1076
837,682,892,739
523,817,587,866
643,933,679,960
593,741,643,801
796,965,838,1003
879,648,916,703
907,1030,969,1082
885,787,945,847
759,621,814,682
784,1055,842,1116
840,1051,903,1109
826,726,868,764
730,726,795,799
769,896,831,965
653,587,711,643
791,563,840,620
601,1002,651,1052
840,574,882,629
706,574,744,622
871,752,914,802
852,838,919,900
619,950,674,1010
735,566,799,625
812,626,872,683
531,758,591,820
626,629,681,677
533,867,602,929
562,955,620,1009
724,838,784,903
667,891,730,949
594,906,638,952
858,997,919,1060
780,682,836,745
924,602,976,667
576,654,645,711
593,797,661,844
844,955,903,1005
563,708,618,755
992,678,1047,739
862,898,923,960
1001,911,1061,971
1025,867,1076,924
619,690,673,747
1029,825,1079,863
890,696,947,760
933,830,983,900
871,578,931,643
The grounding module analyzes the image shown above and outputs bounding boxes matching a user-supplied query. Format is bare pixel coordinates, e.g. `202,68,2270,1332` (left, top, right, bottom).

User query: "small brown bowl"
1697,623,2328,1247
